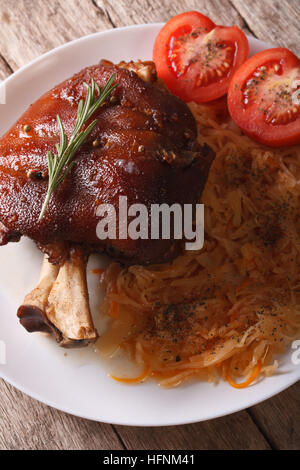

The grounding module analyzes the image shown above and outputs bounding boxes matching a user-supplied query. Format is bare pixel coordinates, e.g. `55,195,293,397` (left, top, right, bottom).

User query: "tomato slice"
228,48,300,147
153,11,249,103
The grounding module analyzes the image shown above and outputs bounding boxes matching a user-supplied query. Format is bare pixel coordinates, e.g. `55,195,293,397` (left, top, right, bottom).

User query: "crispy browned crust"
0,60,214,265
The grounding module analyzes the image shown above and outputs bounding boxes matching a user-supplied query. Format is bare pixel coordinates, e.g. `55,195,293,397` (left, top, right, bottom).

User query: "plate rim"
1,370,299,427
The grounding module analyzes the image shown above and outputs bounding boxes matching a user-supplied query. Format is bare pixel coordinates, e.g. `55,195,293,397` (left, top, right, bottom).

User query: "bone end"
17,250,98,348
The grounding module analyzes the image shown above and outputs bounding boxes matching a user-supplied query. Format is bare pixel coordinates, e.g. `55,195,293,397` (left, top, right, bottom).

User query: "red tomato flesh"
153,11,249,103
228,48,300,147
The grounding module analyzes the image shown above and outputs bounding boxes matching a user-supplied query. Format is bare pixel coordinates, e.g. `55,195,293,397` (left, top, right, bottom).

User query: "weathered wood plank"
0,380,123,450
248,381,300,450
0,0,113,71
0,54,12,80
232,0,300,55
96,0,252,33
115,411,271,450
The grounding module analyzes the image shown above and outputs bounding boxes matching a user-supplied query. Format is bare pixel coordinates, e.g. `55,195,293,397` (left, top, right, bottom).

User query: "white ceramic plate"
0,24,299,427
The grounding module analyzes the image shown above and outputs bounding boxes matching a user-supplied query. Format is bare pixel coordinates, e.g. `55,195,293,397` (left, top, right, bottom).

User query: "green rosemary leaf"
38,74,117,220
47,151,54,175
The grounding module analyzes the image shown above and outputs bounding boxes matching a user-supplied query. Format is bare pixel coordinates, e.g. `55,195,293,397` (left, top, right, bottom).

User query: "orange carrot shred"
226,360,262,389
110,365,150,384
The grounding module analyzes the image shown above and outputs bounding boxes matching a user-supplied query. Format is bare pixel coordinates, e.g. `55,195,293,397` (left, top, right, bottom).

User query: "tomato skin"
153,11,249,103
228,48,300,147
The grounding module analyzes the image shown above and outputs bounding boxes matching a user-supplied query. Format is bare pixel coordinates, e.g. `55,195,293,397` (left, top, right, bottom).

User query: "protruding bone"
46,248,97,344
17,249,98,348
17,256,60,338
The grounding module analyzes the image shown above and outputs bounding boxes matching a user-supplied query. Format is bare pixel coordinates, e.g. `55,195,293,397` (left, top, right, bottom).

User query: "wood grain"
115,412,271,450
0,0,299,451
249,381,300,450
232,0,300,55
0,380,123,450
0,0,112,70
0,55,12,80
95,0,251,32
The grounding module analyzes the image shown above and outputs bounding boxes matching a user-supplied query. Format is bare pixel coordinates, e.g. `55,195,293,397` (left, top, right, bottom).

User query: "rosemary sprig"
39,74,117,220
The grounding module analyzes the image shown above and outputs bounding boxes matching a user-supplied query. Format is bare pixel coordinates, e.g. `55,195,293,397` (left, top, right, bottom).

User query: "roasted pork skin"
0,61,214,265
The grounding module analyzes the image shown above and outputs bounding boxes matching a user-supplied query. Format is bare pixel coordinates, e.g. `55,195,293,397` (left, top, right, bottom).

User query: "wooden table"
0,0,299,450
